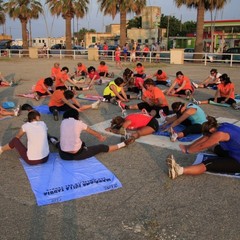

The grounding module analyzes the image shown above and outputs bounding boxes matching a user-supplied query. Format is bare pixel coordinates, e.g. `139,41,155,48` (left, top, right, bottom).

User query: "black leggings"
137,102,169,118
59,144,109,160
208,97,236,105
202,145,240,173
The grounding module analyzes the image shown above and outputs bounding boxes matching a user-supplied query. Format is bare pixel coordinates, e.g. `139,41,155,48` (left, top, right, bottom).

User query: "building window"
92,37,96,43
137,39,141,43
145,39,148,43
43,40,45,43
39,40,42,43
33,40,36,43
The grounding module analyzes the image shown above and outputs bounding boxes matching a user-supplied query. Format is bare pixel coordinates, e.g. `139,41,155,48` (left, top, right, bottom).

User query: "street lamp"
166,15,170,50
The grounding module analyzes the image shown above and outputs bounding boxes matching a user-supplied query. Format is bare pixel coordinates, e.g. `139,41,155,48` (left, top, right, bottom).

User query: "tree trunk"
65,15,72,51
120,10,127,47
21,19,28,49
194,2,204,59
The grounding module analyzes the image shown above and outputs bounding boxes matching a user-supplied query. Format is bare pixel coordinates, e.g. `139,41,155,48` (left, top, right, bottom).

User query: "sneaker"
166,154,182,179
98,78,102,85
192,97,200,105
14,105,21,116
91,100,101,109
118,100,126,111
169,127,178,142
47,134,59,145
110,98,118,105
53,109,59,121
122,110,127,117
137,93,142,100
34,95,40,101
186,90,191,100
110,72,114,78
192,82,199,89
159,109,166,123
124,136,135,146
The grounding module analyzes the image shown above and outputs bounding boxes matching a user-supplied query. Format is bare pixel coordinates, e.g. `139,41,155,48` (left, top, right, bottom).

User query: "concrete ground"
0,58,240,240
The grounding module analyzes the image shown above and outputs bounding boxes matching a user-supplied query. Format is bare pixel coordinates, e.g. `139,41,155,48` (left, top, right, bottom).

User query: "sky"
3,0,240,40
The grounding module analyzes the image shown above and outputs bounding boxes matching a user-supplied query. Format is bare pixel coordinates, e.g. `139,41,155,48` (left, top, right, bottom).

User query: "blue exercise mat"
154,124,202,142
20,153,122,206
34,105,51,114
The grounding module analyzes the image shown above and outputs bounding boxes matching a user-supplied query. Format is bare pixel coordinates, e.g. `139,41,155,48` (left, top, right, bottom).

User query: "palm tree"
98,0,146,47
174,0,229,58
4,0,43,49
46,0,89,51
0,0,6,27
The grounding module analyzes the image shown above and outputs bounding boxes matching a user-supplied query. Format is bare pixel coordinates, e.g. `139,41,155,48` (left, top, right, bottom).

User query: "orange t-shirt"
155,71,167,81
143,87,168,107
174,75,193,91
218,83,235,99
34,78,46,93
135,66,145,74
77,64,87,74
55,72,69,88
51,67,61,78
98,65,108,73
48,89,65,107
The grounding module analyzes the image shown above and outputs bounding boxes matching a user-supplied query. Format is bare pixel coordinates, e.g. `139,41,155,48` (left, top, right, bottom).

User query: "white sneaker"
192,82,199,89
166,154,182,179
13,105,21,116
192,98,200,105
169,127,178,142
159,109,166,123
91,100,101,109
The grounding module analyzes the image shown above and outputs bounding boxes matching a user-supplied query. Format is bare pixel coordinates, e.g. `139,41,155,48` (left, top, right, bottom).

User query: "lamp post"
166,15,170,50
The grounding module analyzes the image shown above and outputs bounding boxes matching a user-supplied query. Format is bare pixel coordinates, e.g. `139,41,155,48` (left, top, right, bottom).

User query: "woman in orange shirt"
34,77,54,101
166,71,194,100
192,74,238,110
97,61,113,78
120,78,169,118
51,62,61,80
134,62,146,79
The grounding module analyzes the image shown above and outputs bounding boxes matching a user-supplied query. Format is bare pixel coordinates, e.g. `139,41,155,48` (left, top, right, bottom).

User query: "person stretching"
48,109,134,160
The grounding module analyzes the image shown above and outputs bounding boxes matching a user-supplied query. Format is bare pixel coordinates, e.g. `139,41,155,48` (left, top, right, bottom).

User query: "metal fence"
1,48,240,66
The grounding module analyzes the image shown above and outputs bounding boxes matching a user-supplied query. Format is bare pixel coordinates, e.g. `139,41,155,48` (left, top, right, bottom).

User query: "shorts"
146,118,159,132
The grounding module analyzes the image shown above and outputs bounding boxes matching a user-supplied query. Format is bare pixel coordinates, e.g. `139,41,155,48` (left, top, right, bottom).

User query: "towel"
154,124,202,142
20,153,122,206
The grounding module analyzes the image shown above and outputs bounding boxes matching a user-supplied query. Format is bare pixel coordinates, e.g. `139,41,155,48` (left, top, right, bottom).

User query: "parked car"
222,47,240,62
10,45,23,54
184,48,217,62
0,40,12,53
72,45,87,55
49,44,66,54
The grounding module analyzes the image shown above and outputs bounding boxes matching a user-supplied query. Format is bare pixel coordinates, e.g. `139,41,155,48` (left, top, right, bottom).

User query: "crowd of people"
0,59,240,181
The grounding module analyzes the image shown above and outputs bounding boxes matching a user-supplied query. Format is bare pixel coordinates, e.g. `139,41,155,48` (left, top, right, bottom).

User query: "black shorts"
146,118,159,132
202,144,240,173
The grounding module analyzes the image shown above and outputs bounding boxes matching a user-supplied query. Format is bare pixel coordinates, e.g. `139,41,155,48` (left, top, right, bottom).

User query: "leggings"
137,102,169,117
208,97,236,105
182,123,203,136
49,104,78,113
59,143,109,160
8,137,49,165
202,145,240,173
